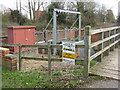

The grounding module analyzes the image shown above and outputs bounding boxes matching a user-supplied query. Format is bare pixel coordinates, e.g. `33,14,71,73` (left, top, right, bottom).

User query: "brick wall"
35,30,76,42
0,47,17,71
35,29,99,42
35,32,44,42
3,54,17,71
57,30,65,40
0,47,9,57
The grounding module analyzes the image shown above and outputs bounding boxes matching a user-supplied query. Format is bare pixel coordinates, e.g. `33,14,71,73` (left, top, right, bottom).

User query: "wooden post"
19,44,22,71
99,32,104,62
74,29,75,41
65,28,67,40
84,25,91,78
48,42,51,77
111,30,114,51
115,29,118,48
108,31,111,53
113,29,116,50
109,30,113,52
106,31,110,56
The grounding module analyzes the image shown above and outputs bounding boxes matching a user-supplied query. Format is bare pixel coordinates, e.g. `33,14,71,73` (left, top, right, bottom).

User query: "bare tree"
17,0,47,20
16,0,18,10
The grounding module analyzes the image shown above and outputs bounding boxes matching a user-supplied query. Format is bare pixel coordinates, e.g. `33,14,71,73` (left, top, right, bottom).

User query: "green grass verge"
2,68,54,88
75,60,97,67
90,61,97,67
2,60,102,88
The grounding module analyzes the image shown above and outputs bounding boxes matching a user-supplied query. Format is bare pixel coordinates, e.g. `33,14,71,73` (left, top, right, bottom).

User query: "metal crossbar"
54,8,81,14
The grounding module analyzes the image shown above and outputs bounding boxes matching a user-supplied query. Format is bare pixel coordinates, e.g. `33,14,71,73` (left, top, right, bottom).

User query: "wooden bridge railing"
84,26,120,77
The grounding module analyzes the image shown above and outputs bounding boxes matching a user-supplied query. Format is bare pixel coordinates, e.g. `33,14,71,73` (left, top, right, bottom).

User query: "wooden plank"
75,60,84,63
38,47,47,49
90,39,120,60
75,58,84,61
51,58,62,62
84,25,91,77
90,69,120,80
48,42,52,76
21,45,48,48
76,45,85,48
21,57,84,63
51,58,84,62
21,57,48,61
51,44,85,48
91,26,120,35
3,44,20,47
91,68,119,75
90,33,120,48
51,44,62,48
19,45,22,71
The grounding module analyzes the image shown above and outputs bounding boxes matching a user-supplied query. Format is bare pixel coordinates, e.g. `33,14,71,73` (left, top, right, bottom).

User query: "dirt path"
19,60,82,72
80,79,120,88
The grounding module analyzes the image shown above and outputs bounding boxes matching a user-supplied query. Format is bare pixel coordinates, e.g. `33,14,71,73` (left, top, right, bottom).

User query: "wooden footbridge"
90,48,119,80
85,26,120,80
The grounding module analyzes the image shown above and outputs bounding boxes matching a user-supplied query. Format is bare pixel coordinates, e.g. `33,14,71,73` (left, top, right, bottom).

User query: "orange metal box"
7,26,36,52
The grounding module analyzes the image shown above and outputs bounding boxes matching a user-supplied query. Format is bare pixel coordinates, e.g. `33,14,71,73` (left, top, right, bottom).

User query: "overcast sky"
0,0,119,18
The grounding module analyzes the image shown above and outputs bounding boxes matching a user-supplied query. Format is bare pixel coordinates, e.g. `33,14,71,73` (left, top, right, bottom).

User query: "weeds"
2,61,103,88
52,71,63,76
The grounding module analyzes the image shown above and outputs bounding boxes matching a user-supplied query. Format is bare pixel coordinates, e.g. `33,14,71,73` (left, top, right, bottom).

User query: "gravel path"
80,79,120,88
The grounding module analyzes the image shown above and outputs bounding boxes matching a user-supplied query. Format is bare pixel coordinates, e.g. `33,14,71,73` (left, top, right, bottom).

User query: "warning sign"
62,42,75,65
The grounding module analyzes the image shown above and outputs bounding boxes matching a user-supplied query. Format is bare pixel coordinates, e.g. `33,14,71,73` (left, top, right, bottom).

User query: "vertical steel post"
79,14,81,41
53,11,57,55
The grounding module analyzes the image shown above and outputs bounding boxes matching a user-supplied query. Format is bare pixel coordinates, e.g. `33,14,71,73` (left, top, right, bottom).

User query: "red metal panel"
7,26,36,52
25,28,35,45
13,29,26,52
7,28,14,51
8,28,14,44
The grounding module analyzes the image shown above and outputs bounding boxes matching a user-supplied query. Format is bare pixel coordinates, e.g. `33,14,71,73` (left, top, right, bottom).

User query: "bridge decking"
90,48,120,80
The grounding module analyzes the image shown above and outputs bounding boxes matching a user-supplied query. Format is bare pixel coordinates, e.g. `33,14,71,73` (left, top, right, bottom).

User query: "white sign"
62,42,75,65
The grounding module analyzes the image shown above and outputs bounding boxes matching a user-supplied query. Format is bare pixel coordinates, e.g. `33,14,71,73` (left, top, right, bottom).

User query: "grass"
2,60,101,88
75,61,83,65
2,68,54,88
52,71,63,76
75,60,97,67
90,61,97,67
